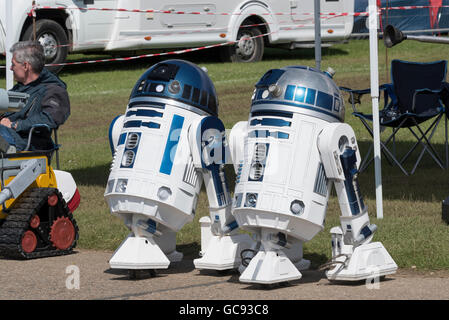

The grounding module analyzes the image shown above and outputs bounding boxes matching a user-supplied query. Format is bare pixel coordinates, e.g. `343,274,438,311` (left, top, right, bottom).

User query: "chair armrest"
412,88,444,113
24,124,52,151
339,87,370,113
440,82,449,114
31,124,51,131
339,85,391,113
339,87,371,95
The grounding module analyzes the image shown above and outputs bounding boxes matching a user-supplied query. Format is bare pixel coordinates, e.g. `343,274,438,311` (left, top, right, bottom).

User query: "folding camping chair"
24,124,61,169
340,59,449,175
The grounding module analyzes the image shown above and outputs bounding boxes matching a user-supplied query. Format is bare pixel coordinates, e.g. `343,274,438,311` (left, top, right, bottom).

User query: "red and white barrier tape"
0,32,269,69
47,39,257,67
33,3,449,16
33,4,369,17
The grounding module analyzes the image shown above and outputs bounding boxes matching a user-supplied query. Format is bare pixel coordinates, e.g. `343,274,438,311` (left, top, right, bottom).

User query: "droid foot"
109,235,170,270
194,233,254,270
165,250,184,262
325,242,397,281
293,258,311,271
239,250,302,285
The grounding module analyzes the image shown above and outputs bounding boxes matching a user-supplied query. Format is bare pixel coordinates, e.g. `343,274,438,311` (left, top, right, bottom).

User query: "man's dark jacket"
5,68,70,150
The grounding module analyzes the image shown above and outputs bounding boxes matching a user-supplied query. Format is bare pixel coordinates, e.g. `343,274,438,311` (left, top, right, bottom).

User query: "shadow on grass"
69,163,110,187
356,139,449,201
177,242,201,260
304,252,329,269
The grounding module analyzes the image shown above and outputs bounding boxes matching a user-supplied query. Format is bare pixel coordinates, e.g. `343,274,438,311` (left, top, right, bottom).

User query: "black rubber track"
0,187,78,259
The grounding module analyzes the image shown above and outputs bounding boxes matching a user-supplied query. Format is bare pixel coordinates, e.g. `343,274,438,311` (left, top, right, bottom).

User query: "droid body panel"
106,99,204,232
105,60,252,272
232,112,330,242
231,67,342,242
230,66,397,284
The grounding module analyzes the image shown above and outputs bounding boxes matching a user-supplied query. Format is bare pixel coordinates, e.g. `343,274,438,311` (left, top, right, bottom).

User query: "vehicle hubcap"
236,32,255,58
39,33,58,60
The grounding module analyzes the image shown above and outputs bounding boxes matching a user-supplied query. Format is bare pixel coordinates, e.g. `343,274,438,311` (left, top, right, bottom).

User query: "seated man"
0,41,70,152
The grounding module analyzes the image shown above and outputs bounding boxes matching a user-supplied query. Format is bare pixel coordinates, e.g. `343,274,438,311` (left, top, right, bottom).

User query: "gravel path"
1,249,448,300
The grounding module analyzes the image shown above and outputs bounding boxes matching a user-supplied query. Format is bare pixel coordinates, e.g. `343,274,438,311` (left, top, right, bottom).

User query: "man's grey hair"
10,41,45,74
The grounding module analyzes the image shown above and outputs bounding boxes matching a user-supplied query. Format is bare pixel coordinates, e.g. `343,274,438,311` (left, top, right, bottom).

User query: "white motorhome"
0,0,354,72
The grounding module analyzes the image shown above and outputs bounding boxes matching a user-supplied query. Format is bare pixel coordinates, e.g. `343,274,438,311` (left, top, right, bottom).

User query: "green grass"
1,39,449,269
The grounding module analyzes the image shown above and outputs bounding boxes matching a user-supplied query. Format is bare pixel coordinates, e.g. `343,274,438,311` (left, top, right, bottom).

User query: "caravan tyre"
22,19,69,74
220,27,264,63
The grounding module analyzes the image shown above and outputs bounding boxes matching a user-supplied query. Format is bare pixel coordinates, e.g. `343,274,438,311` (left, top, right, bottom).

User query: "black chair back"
391,60,447,114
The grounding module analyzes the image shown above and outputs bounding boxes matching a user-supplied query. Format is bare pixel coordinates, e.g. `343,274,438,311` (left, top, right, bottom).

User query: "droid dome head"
129,59,218,116
251,66,345,122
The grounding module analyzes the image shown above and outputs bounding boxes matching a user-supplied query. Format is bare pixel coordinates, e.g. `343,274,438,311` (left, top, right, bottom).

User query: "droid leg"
194,215,254,270
318,123,398,281
153,225,183,262
283,240,311,271
190,116,255,270
239,229,303,284
238,237,311,274
325,218,397,281
109,214,181,270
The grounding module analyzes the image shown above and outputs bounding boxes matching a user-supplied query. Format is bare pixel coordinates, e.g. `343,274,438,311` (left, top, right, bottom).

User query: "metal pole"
368,0,383,219
314,0,321,70
32,1,37,41
5,0,13,89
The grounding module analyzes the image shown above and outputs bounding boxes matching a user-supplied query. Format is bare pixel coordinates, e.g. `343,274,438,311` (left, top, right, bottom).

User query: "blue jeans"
0,125,27,151
0,125,17,146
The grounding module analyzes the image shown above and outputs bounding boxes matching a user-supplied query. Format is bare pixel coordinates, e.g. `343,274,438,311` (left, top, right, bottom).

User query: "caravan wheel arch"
19,8,72,73
220,1,275,62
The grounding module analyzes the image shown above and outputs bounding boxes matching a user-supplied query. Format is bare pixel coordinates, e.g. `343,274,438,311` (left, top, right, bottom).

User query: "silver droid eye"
168,80,181,94
268,84,282,97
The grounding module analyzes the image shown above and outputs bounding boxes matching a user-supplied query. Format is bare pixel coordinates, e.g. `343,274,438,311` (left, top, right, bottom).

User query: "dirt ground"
1,249,448,302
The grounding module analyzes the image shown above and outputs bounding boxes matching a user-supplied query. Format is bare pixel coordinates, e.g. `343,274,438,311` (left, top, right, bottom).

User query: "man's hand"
0,118,16,129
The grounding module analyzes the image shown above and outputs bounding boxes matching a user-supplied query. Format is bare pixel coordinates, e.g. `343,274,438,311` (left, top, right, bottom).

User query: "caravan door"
290,0,354,39
73,0,117,50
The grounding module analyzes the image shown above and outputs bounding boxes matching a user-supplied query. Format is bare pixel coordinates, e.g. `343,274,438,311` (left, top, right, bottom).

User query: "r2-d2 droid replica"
229,66,398,284
105,60,253,274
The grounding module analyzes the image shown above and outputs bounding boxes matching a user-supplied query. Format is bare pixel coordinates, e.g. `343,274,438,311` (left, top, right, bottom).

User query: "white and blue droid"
105,59,253,274
229,66,398,284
